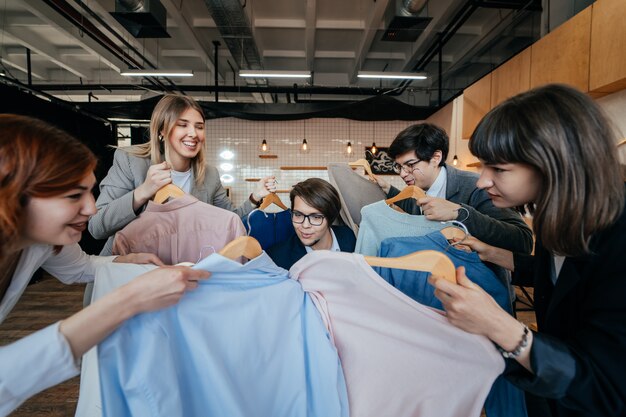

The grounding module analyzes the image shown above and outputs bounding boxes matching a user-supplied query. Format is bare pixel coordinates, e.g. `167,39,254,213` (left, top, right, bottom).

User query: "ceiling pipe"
34,83,401,96
41,0,174,91
397,0,478,94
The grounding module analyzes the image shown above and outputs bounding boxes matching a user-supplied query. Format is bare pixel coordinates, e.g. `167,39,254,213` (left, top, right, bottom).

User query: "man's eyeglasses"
392,159,422,174
292,211,325,226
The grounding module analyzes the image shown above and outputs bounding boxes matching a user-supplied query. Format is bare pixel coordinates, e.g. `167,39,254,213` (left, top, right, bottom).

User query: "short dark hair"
470,83,625,256
290,178,341,224
388,123,449,166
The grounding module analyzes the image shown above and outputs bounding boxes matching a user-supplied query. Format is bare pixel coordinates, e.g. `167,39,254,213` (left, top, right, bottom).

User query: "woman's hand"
133,161,172,210
59,266,210,359
122,266,211,314
457,236,515,271
252,175,277,201
114,253,166,266
430,267,508,337
431,267,533,370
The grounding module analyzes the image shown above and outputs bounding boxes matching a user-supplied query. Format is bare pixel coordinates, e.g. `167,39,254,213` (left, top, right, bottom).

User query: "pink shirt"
290,251,504,417
112,195,246,264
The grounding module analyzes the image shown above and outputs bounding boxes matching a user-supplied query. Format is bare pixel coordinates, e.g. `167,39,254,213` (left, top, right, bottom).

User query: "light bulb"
302,139,308,151
261,139,268,152
452,154,459,166
371,142,377,155
347,141,352,154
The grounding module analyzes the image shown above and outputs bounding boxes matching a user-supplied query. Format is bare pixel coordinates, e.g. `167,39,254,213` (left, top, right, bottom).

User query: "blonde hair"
124,94,207,186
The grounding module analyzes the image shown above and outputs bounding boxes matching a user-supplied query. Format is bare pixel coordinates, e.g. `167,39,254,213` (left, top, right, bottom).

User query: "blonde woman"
88,94,276,255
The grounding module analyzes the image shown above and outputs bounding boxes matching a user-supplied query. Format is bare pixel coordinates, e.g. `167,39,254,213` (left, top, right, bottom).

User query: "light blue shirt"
427,166,447,198
98,253,349,417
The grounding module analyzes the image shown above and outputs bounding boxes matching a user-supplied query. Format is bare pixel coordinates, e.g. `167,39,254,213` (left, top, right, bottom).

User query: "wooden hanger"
259,192,288,211
348,159,375,180
364,250,456,283
384,185,426,206
440,225,467,241
219,236,262,260
154,183,186,204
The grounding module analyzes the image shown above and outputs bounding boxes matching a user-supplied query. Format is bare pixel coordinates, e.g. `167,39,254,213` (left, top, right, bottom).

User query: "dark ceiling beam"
33,84,402,96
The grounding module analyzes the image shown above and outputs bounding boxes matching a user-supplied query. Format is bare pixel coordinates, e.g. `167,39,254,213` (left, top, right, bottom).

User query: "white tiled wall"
205,118,414,207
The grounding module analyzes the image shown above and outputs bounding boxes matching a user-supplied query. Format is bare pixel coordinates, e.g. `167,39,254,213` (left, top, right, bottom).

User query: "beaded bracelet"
496,324,530,359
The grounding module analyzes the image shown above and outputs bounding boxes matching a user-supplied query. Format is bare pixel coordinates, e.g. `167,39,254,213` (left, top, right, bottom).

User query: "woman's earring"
158,134,164,142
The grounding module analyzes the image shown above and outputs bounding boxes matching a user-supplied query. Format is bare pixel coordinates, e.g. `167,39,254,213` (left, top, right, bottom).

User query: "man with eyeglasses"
373,123,533,254
267,178,356,270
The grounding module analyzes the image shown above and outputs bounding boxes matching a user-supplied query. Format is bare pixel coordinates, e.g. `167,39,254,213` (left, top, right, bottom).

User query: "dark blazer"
267,225,356,270
387,164,533,254
506,194,626,417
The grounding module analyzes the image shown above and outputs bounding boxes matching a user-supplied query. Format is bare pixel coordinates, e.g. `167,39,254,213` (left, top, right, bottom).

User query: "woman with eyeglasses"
267,178,356,270
373,122,533,254
430,84,626,417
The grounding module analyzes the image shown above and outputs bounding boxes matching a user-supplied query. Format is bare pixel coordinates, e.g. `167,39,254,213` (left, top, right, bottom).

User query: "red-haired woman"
0,114,210,416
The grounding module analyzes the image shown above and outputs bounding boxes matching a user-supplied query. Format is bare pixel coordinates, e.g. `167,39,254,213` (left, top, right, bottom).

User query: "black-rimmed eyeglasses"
292,211,325,226
392,159,422,174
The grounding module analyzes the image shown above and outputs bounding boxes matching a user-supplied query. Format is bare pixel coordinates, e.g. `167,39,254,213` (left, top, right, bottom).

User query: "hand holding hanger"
429,266,527,349
455,235,515,271
251,175,278,202
133,161,172,209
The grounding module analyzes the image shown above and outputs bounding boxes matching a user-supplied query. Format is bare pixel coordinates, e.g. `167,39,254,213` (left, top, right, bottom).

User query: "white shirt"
170,168,193,193
427,166,447,199
304,229,341,254
0,244,114,416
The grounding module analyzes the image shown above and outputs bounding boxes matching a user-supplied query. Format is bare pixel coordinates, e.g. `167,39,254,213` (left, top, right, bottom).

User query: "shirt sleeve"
0,322,79,416
41,244,116,284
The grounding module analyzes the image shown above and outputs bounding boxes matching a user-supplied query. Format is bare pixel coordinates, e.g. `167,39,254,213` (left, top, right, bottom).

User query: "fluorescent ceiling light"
357,71,427,80
239,70,311,79
120,69,194,77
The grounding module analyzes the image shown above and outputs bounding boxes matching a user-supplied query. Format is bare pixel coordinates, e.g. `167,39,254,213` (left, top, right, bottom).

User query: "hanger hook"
440,220,469,249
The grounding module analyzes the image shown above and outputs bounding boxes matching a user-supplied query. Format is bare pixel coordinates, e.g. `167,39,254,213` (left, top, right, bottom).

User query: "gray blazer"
88,149,255,255
387,164,533,254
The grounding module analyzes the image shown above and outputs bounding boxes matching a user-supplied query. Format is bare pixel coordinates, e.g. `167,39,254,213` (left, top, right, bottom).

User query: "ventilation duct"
111,0,170,38
382,0,432,42
202,0,262,71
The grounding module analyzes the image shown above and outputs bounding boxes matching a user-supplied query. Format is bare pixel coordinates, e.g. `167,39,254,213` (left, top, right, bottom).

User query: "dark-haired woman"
430,84,626,417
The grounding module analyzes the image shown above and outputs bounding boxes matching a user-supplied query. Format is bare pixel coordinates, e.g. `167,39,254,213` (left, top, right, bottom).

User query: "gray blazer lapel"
444,165,461,200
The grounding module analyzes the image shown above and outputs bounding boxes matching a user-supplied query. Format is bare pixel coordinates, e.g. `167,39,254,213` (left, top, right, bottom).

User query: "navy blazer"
506,191,626,417
267,225,356,270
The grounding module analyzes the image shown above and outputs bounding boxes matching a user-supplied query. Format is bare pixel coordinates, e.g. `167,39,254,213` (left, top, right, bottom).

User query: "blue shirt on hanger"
98,253,348,417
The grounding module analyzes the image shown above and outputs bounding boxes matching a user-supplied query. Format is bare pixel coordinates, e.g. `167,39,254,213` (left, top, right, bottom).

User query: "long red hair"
0,114,97,258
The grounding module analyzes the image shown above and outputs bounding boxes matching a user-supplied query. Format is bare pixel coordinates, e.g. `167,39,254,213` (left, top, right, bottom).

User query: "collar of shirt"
426,166,447,199
304,228,341,254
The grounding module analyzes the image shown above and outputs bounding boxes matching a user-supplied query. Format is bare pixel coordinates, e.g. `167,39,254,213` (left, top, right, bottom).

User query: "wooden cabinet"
530,6,591,92
491,47,531,107
589,0,626,94
462,73,491,139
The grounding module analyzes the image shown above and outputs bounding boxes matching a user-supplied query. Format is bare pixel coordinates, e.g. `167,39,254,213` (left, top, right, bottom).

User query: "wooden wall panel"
530,6,591,91
589,0,626,94
491,47,531,107
462,73,492,139
425,99,453,136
